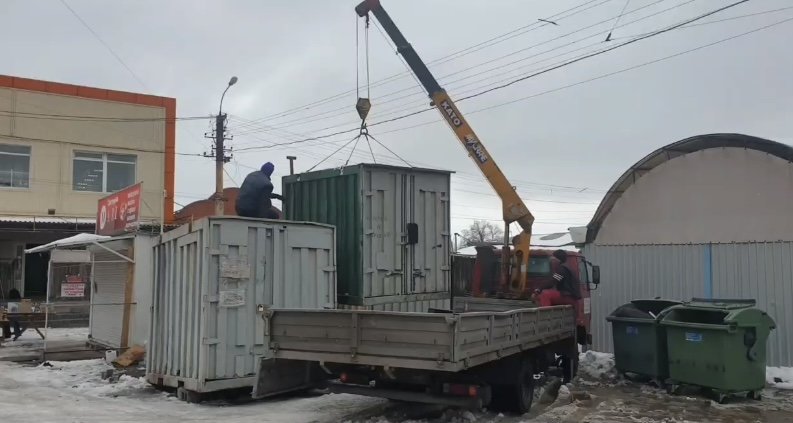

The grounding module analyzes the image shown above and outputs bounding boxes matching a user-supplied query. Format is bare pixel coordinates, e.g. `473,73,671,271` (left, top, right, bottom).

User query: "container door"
90,251,128,349
362,169,406,299
409,172,451,296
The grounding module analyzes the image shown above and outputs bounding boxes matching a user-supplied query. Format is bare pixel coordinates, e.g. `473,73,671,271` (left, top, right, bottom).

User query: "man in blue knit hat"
236,162,283,219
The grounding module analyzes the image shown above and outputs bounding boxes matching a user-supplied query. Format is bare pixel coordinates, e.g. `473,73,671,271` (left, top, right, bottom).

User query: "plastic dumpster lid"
630,299,682,313
684,297,756,310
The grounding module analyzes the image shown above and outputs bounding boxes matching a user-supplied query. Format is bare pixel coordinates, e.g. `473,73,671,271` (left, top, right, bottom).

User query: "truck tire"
491,357,535,414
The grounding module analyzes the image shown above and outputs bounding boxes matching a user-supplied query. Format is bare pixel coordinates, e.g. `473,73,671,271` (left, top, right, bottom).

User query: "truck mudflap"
328,380,491,409
251,358,329,399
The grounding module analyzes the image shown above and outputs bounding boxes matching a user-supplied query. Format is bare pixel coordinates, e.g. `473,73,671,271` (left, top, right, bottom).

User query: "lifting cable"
311,15,415,170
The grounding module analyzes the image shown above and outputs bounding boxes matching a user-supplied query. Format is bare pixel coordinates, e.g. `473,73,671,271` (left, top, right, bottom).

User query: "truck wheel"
496,359,534,414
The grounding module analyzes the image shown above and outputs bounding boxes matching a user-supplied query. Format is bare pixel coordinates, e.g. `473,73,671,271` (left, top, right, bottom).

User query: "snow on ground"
767,367,793,390
0,358,384,423
0,327,89,360
577,351,618,382
1,349,792,423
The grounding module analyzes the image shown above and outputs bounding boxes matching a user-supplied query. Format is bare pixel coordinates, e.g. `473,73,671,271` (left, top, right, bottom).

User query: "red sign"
97,183,142,236
61,283,86,298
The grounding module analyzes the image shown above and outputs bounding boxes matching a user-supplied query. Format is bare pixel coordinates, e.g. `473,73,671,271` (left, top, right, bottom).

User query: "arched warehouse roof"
586,133,793,244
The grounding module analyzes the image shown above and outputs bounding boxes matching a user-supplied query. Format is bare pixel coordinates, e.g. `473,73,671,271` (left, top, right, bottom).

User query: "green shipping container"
282,164,452,311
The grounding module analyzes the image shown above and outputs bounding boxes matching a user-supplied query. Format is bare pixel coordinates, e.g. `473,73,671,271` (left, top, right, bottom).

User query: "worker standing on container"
534,250,581,309
236,162,283,219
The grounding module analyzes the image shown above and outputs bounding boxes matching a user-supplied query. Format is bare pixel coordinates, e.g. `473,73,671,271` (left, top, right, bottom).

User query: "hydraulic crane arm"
355,0,536,293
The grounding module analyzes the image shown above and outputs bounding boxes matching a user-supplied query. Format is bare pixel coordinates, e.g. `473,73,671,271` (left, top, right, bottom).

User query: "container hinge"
350,347,358,359
257,304,272,317
271,342,279,353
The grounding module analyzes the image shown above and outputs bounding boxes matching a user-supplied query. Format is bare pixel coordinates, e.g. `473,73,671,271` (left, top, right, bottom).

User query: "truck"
251,0,601,413
452,248,600,347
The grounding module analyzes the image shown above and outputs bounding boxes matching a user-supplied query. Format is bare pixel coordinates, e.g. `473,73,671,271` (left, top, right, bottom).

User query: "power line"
318,9,793,145
223,167,239,186
290,0,698,136
457,0,749,101
232,1,748,153
609,5,793,40
233,0,691,137
232,0,616,129
59,0,147,90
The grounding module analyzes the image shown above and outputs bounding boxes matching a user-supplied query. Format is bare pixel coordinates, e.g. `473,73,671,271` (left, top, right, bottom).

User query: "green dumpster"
660,298,776,400
607,299,681,381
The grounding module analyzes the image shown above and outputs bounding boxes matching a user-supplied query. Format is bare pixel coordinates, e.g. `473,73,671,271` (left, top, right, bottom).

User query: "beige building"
580,133,793,366
0,75,176,298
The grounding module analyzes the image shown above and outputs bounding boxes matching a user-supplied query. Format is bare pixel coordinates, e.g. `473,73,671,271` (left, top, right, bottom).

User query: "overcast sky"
2,0,792,236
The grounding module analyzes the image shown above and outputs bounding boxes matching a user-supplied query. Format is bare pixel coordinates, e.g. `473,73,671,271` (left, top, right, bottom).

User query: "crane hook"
356,97,371,121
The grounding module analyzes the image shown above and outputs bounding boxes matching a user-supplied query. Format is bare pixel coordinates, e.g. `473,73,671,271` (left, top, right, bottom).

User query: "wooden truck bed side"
262,305,575,372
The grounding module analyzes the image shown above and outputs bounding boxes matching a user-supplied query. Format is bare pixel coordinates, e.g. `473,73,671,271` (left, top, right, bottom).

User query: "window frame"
0,144,32,190
73,151,137,193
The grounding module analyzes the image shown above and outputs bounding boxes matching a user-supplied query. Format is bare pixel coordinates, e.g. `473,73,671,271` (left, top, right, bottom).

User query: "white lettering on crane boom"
464,134,489,164
440,100,462,127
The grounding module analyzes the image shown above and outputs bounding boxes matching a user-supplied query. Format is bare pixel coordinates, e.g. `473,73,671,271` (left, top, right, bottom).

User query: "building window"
0,144,31,188
73,152,136,193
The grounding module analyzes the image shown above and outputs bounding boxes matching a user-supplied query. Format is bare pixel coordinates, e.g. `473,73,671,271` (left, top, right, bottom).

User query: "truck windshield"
529,257,551,276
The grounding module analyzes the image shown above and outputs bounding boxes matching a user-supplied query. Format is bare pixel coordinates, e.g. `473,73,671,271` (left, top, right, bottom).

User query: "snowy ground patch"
0,326,89,360
767,367,793,390
578,351,617,381
0,358,385,423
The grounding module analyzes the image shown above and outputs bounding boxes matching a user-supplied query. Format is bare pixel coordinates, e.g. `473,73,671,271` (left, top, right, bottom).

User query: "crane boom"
355,0,536,293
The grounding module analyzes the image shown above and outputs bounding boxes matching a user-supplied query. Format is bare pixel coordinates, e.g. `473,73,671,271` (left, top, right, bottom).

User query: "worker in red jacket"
534,250,581,308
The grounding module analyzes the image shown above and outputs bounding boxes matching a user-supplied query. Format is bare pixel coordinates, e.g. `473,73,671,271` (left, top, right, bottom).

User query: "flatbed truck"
253,298,578,412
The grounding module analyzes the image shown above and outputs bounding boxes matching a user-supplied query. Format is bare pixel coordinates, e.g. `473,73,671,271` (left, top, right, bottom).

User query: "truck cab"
451,247,600,347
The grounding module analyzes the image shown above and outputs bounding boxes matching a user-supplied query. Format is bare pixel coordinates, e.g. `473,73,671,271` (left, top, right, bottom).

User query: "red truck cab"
452,247,600,347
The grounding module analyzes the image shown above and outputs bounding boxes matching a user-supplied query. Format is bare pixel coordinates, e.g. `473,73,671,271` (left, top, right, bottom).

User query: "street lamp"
219,76,238,115
214,76,238,216
454,233,462,252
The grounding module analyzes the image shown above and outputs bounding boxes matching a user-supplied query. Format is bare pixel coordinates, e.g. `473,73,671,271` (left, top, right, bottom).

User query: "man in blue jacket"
236,162,283,219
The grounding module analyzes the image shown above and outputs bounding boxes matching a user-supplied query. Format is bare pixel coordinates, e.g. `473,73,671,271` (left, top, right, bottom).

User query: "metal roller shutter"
89,251,129,348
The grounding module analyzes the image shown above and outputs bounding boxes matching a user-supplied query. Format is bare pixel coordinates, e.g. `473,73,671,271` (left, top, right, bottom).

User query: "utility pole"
205,76,238,216
214,114,230,215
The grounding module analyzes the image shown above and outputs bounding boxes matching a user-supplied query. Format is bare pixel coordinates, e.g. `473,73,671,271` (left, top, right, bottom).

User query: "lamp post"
454,232,461,252
214,76,238,216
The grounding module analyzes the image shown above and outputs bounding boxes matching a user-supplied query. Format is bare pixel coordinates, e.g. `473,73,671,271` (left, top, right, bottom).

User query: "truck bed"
262,305,574,372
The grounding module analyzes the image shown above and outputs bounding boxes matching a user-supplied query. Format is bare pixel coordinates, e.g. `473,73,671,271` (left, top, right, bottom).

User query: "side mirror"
592,265,601,285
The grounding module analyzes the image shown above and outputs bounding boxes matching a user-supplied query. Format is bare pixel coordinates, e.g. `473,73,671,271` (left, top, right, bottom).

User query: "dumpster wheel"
747,390,762,401
665,383,681,396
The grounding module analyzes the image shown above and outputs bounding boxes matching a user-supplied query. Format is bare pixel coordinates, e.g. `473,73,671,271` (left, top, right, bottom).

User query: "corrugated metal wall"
583,242,793,366
147,218,337,392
